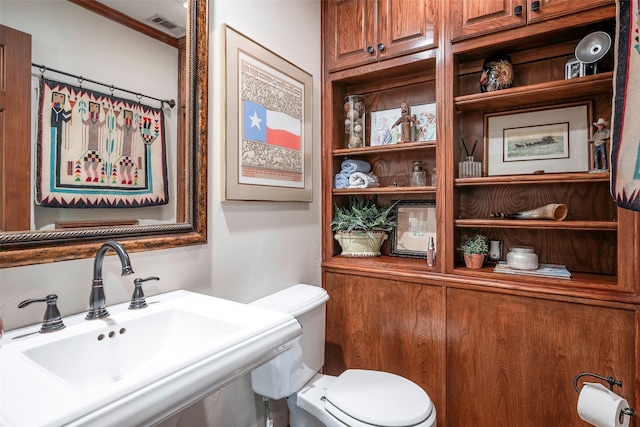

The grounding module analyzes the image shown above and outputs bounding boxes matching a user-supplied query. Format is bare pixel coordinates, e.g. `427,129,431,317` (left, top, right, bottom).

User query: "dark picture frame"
390,199,436,259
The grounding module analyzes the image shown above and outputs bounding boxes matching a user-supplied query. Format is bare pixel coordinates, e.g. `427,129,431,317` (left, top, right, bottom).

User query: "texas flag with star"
243,100,301,150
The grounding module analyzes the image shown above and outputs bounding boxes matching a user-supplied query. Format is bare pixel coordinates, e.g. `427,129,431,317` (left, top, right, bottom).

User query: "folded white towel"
348,172,379,189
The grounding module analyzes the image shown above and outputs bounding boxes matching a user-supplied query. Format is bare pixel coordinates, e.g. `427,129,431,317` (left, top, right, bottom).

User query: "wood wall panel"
0,25,31,231
447,288,636,427
324,271,446,426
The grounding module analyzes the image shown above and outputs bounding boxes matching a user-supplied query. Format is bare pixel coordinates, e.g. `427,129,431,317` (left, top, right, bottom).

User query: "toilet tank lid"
249,284,329,317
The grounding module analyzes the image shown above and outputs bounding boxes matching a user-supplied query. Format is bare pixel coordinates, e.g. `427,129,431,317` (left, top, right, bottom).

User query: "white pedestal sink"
0,290,302,427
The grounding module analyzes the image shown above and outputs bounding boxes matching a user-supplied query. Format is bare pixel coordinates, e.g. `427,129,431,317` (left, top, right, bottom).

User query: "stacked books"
494,261,572,279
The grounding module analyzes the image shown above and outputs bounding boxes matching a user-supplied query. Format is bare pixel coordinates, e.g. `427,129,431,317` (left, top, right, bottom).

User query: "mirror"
0,0,208,267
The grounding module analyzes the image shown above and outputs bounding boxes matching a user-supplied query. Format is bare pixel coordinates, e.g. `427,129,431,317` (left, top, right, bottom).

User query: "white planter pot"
334,231,388,257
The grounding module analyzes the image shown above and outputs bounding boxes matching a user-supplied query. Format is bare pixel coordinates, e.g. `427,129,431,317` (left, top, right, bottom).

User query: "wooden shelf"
324,255,434,272
455,172,610,186
452,266,620,289
454,218,617,231
333,140,436,157
454,72,613,112
334,186,435,196
322,257,627,298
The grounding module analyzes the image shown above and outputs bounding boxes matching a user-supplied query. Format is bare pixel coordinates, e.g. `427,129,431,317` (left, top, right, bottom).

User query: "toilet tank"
249,284,329,400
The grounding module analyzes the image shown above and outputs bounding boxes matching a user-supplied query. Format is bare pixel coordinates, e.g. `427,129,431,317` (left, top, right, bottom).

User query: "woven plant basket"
334,231,388,257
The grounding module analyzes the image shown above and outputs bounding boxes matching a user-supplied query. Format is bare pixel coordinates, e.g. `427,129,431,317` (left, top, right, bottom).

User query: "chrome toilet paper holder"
574,372,636,417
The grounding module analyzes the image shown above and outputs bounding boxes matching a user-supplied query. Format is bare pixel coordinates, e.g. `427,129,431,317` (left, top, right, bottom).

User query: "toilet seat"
323,370,434,427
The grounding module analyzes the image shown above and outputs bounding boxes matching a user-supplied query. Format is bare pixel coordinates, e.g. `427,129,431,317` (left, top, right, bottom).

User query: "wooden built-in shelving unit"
321,1,639,425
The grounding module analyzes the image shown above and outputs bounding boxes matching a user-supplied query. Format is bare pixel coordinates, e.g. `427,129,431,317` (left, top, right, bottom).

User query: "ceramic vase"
480,55,514,93
488,240,503,261
506,246,539,270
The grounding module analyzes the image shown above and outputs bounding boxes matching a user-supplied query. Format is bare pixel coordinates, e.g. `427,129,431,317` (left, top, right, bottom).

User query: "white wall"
205,0,322,304
0,1,321,426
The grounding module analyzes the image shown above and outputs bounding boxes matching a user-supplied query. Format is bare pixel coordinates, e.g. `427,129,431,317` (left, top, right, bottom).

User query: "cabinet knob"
367,45,375,54
378,43,385,52
530,1,540,11
513,5,523,15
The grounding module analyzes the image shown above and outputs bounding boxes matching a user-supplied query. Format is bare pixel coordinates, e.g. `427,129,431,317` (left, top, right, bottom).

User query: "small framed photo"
370,108,401,146
565,58,586,79
411,103,437,142
390,200,436,259
484,102,591,176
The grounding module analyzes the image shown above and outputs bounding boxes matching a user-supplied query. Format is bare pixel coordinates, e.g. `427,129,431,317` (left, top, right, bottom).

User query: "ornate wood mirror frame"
0,0,208,268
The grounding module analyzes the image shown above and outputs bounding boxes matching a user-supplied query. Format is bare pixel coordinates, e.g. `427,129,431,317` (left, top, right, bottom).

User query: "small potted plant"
457,234,489,269
331,197,398,257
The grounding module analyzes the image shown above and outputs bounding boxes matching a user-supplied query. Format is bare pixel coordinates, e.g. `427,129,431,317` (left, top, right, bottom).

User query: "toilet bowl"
250,284,436,427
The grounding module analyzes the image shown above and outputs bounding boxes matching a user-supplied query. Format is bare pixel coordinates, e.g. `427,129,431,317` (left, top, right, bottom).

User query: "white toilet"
250,284,436,427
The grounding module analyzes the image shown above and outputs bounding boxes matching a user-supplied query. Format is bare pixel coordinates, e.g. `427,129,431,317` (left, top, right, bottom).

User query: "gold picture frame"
223,25,312,202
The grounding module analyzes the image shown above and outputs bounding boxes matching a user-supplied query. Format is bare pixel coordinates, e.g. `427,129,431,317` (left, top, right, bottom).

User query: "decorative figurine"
391,102,418,142
588,117,610,171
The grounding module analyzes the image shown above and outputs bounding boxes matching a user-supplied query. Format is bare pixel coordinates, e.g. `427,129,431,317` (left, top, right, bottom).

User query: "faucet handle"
18,294,66,333
129,276,159,310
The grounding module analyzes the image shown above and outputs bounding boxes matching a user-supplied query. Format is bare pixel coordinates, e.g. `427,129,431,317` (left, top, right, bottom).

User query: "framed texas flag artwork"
223,25,312,202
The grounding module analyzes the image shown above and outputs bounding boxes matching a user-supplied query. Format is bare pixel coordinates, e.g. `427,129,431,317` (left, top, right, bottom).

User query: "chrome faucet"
86,241,134,320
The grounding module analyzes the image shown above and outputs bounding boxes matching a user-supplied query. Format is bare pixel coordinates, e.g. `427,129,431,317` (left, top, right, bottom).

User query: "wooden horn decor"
491,203,568,221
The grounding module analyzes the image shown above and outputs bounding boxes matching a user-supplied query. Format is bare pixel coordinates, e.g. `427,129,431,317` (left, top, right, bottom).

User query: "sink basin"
24,309,242,391
0,290,301,427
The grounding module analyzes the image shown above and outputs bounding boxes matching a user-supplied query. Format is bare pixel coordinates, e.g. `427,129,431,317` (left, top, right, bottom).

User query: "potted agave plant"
331,198,398,257
457,234,489,269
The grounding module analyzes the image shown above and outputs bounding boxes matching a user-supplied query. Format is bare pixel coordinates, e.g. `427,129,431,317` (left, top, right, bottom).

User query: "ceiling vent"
146,14,186,37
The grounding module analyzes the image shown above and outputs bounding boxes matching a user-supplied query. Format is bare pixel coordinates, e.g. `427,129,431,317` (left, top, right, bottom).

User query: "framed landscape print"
485,103,591,176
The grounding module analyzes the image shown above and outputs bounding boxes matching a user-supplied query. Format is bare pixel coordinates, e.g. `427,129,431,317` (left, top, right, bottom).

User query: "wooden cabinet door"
450,0,613,41
0,25,31,231
324,0,377,72
527,0,613,24
324,272,446,426
447,288,636,427
450,0,526,41
324,0,437,72
377,0,437,61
